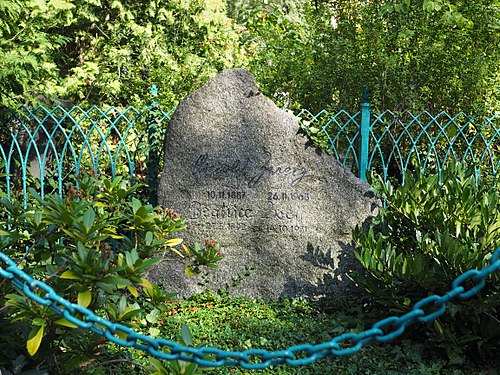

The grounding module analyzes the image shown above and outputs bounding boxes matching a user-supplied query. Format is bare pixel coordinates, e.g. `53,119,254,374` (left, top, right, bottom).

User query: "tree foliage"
1,0,251,109
56,0,251,107
0,0,71,108
0,0,499,112
235,0,500,113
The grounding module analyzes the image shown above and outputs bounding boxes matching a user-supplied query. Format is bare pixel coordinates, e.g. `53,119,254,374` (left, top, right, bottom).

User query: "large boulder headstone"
151,69,378,299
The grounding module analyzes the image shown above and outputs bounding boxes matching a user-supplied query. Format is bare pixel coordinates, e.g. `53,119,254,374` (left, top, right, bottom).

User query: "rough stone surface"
151,69,378,299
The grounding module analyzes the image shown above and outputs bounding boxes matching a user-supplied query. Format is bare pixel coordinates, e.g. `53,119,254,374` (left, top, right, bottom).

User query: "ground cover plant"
138,291,500,375
35,290,496,375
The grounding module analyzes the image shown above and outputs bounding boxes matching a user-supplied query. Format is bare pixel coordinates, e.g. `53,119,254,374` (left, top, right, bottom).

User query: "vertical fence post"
359,88,370,181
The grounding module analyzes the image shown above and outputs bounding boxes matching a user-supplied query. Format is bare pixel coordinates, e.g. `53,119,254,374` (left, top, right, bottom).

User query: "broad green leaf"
145,231,154,245
77,242,90,262
181,324,193,346
131,198,141,214
60,270,81,280
127,285,139,297
165,238,183,247
103,178,112,190
32,318,46,327
78,289,92,308
141,258,161,269
83,207,96,230
27,325,44,356
100,276,132,286
33,211,43,225
140,277,153,290
119,295,127,314
125,249,139,267
55,318,78,329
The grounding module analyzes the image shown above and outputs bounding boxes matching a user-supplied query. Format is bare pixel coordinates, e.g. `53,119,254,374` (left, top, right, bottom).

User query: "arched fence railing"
0,104,174,205
298,105,500,184
1,99,498,206
368,110,500,184
0,98,499,368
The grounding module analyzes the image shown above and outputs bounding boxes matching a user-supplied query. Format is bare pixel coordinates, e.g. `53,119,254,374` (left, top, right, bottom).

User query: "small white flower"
331,16,338,29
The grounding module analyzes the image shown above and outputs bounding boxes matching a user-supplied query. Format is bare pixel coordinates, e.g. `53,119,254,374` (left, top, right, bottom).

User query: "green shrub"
0,175,222,374
351,162,500,365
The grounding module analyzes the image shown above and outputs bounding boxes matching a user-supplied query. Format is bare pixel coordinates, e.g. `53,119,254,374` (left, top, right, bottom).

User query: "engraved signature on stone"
191,151,309,188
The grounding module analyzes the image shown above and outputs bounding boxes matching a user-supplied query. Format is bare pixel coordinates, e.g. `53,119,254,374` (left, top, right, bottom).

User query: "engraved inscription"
207,191,246,200
191,151,309,188
192,221,248,231
268,191,310,201
189,201,253,220
261,201,303,221
189,151,311,234
260,224,307,234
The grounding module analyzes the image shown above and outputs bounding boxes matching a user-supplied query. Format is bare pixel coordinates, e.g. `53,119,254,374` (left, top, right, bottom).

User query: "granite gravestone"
152,69,378,299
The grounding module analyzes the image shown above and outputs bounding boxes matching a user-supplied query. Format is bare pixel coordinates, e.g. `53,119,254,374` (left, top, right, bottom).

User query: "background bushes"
1,0,498,114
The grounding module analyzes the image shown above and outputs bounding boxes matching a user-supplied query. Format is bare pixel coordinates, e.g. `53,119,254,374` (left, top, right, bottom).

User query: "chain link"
1,248,499,369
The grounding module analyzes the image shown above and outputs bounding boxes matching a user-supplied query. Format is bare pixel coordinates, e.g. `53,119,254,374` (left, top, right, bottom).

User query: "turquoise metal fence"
298,102,500,183
0,104,174,205
1,98,499,206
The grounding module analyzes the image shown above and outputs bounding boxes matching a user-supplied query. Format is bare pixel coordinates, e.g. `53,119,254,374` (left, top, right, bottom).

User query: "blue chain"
1,249,499,369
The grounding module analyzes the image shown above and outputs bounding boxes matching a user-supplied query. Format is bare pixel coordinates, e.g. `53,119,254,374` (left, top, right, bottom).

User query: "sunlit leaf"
60,270,81,280
55,318,78,329
127,285,139,297
27,325,44,356
78,289,92,308
165,238,183,247
140,277,153,290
